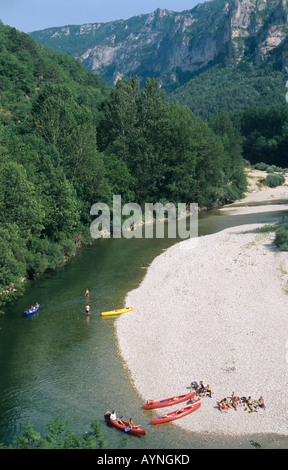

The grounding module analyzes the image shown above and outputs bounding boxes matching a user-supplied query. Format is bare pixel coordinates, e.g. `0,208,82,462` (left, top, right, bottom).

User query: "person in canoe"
110,410,117,420
85,304,90,315
110,410,124,425
128,418,136,429
85,289,89,297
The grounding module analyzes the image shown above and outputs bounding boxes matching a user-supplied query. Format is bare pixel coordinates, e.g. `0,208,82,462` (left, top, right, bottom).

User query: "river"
0,203,287,449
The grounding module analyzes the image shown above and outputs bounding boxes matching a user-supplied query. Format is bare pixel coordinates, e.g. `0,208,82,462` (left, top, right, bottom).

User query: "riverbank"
116,176,288,436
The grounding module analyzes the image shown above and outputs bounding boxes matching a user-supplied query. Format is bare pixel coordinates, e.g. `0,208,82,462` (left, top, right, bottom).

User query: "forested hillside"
0,22,112,308
167,62,287,119
0,21,250,310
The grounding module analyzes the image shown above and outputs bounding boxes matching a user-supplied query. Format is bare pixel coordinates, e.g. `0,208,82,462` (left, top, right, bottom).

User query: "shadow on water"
0,205,288,449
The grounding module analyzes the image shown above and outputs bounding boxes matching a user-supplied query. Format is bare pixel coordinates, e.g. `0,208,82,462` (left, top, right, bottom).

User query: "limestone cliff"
30,0,288,85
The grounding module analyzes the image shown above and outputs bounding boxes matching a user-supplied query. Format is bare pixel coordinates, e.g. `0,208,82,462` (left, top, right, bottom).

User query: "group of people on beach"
190,380,266,413
218,393,266,413
190,380,212,398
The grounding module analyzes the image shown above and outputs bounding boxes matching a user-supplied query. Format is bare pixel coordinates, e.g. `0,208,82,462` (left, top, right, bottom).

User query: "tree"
31,84,77,152
161,104,198,203
99,77,171,202
103,153,135,204
0,159,44,238
8,416,108,449
0,223,27,311
32,84,110,219
210,111,247,202
98,76,141,161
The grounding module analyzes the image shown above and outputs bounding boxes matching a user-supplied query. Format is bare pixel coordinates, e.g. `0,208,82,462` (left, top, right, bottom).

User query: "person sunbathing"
218,398,231,412
257,396,266,409
190,381,198,391
204,384,212,398
246,396,254,412
231,392,242,410
231,396,239,411
187,393,199,404
198,381,205,395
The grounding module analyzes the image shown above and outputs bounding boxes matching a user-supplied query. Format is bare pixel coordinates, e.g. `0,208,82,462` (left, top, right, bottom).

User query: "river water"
0,204,288,449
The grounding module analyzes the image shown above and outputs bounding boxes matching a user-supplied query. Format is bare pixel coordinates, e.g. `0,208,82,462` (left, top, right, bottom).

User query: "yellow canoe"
101,307,134,316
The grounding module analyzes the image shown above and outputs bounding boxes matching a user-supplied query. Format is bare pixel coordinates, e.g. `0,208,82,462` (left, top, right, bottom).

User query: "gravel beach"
116,176,288,436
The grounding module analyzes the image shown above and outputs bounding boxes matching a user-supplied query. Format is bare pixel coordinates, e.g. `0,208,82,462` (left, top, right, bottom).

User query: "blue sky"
1,0,204,33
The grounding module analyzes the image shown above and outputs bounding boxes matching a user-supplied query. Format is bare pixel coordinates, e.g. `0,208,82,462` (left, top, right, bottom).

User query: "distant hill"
29,0,288,115
167,61,287,118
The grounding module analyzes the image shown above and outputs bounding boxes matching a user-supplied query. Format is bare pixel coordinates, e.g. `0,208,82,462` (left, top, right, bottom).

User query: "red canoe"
150,400,201,425
104,413,147,436
143,391,196,409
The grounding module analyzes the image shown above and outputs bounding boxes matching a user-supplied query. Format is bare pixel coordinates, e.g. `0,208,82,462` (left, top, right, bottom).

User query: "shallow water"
0,207,287,449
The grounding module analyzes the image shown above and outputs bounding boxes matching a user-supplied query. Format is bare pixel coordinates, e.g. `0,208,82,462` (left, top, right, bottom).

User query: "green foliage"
6,416,108,449
12,418,41,449
103,153,135,204
0,223,27,310
167,63,286,119
0,159,44,237
249,439,262,449
98,77,247,207
264,173,285,188
236,104,288,168
274,224,288,251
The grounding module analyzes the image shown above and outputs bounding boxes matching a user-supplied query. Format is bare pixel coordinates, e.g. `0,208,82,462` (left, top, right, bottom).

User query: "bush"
264,173,285,188
266,165,276,173
254,162,268,171
275,224,288,251
3,416,108,449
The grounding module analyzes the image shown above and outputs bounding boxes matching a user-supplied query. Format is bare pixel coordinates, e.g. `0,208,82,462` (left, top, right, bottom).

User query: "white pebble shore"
116,209,288,435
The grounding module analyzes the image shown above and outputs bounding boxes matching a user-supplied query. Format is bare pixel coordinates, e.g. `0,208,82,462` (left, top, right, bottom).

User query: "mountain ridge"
29,0,288,88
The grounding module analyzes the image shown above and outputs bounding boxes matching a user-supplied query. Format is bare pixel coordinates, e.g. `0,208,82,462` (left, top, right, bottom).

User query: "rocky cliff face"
30,0,288,85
